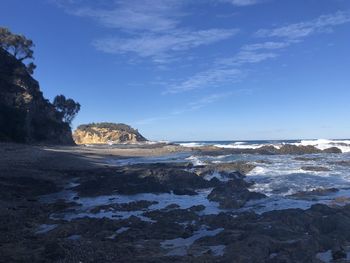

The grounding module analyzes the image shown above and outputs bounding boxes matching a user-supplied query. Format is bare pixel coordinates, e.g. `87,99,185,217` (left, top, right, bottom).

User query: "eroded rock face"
73,123,147,144
0,48,74,144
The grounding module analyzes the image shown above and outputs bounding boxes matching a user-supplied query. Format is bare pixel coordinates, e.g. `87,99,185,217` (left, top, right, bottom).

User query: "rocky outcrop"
196,161,257,176
196,144,342,156
73,122,147,144
0,48,74,144
208,180,266,209
301,166,331,172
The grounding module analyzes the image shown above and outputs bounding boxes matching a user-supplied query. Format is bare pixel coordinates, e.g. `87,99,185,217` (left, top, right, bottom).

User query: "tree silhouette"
53,95,81,125
0,27,36,74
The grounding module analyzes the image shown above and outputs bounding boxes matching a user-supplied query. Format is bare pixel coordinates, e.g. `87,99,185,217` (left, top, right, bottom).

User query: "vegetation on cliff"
0,27,36,74
53,95,81,125
0,27,80,144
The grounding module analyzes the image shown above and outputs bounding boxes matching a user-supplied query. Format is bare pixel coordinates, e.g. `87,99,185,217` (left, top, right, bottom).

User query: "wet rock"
256,145,279,154
255,160,273,164
43,241,66,261
144,208,199,224
173,188,197,196
328,160,350,167
75,165,211,196
164,204,180,210
208,180,266,209
329,196,350,207
189,205,205,212
0,176,59,201
301,166,331,172
196,144,340,156
196,162,256,183
49,200,80,212
90,200,158,213
323,147,342,153
207,162,256,175
278,145,322,155
332,248,346,260
288,188,339,200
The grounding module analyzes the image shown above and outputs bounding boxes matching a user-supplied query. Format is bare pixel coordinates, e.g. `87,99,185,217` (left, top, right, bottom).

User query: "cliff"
0,48,74,144
73,123,147,144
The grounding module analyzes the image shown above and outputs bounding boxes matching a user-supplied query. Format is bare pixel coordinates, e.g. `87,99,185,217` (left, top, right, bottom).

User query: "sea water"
41,139,350,220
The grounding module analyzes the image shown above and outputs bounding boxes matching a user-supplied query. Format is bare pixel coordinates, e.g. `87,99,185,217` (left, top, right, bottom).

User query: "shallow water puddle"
161,226,224,256
41,184,222,222
204,171,230,182
241,188,350,214
35,224,58,234
209,245,226,256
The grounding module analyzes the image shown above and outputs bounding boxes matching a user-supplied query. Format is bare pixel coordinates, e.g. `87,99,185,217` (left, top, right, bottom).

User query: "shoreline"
2,142,350,262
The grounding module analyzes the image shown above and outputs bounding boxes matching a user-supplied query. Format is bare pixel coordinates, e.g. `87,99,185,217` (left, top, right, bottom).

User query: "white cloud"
220,0,260,6
241,41,291,51
188,92,233,110
72,0,183,32
256,11,350,39
217,50,278,66
164,49,277,94
165,68,243,94
54,0,241,63
93,29,239,61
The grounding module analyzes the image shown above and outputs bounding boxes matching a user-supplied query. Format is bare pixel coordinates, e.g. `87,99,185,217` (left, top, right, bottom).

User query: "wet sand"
0,142,190,170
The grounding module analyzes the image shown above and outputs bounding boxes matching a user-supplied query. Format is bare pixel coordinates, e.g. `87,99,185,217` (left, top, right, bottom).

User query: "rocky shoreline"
1,143,350,262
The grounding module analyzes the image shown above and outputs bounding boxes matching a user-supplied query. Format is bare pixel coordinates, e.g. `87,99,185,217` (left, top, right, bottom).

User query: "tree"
53,95,81,125
0,27,36,74
26,62,36,75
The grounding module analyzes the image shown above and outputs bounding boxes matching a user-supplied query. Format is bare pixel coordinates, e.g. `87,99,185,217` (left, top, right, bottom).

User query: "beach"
1,141,350,262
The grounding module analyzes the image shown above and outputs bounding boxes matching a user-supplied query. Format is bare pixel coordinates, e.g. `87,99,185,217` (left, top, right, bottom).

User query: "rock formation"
0,48,74,144
73,122,147,144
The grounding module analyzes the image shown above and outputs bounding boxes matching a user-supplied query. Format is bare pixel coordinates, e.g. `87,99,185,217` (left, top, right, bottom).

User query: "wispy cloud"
166,10,350,94
256,10,350,39
165,50,277,94
172,92,234,114
165,68,243,94
134,92,235,125
217,50,278,66
71,0,183,33
220,0,261,6
53,0,240,63
93,29,239,61
187,92,233,110
241,41,291,51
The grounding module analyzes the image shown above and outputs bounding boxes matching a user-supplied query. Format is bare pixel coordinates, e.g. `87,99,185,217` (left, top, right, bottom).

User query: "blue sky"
1,0,350,141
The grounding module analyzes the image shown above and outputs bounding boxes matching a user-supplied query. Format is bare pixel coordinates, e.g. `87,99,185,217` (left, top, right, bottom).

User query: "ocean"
110,139,350,214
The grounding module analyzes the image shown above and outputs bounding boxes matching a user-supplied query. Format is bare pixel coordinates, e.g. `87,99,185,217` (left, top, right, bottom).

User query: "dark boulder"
278,144,322,154
208,180,266,209
197,161,256,176
323,147,342,153
301,166,331,172
288,188,339,200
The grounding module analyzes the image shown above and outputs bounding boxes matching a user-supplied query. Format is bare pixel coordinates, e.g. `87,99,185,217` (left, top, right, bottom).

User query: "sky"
1,0,350,141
